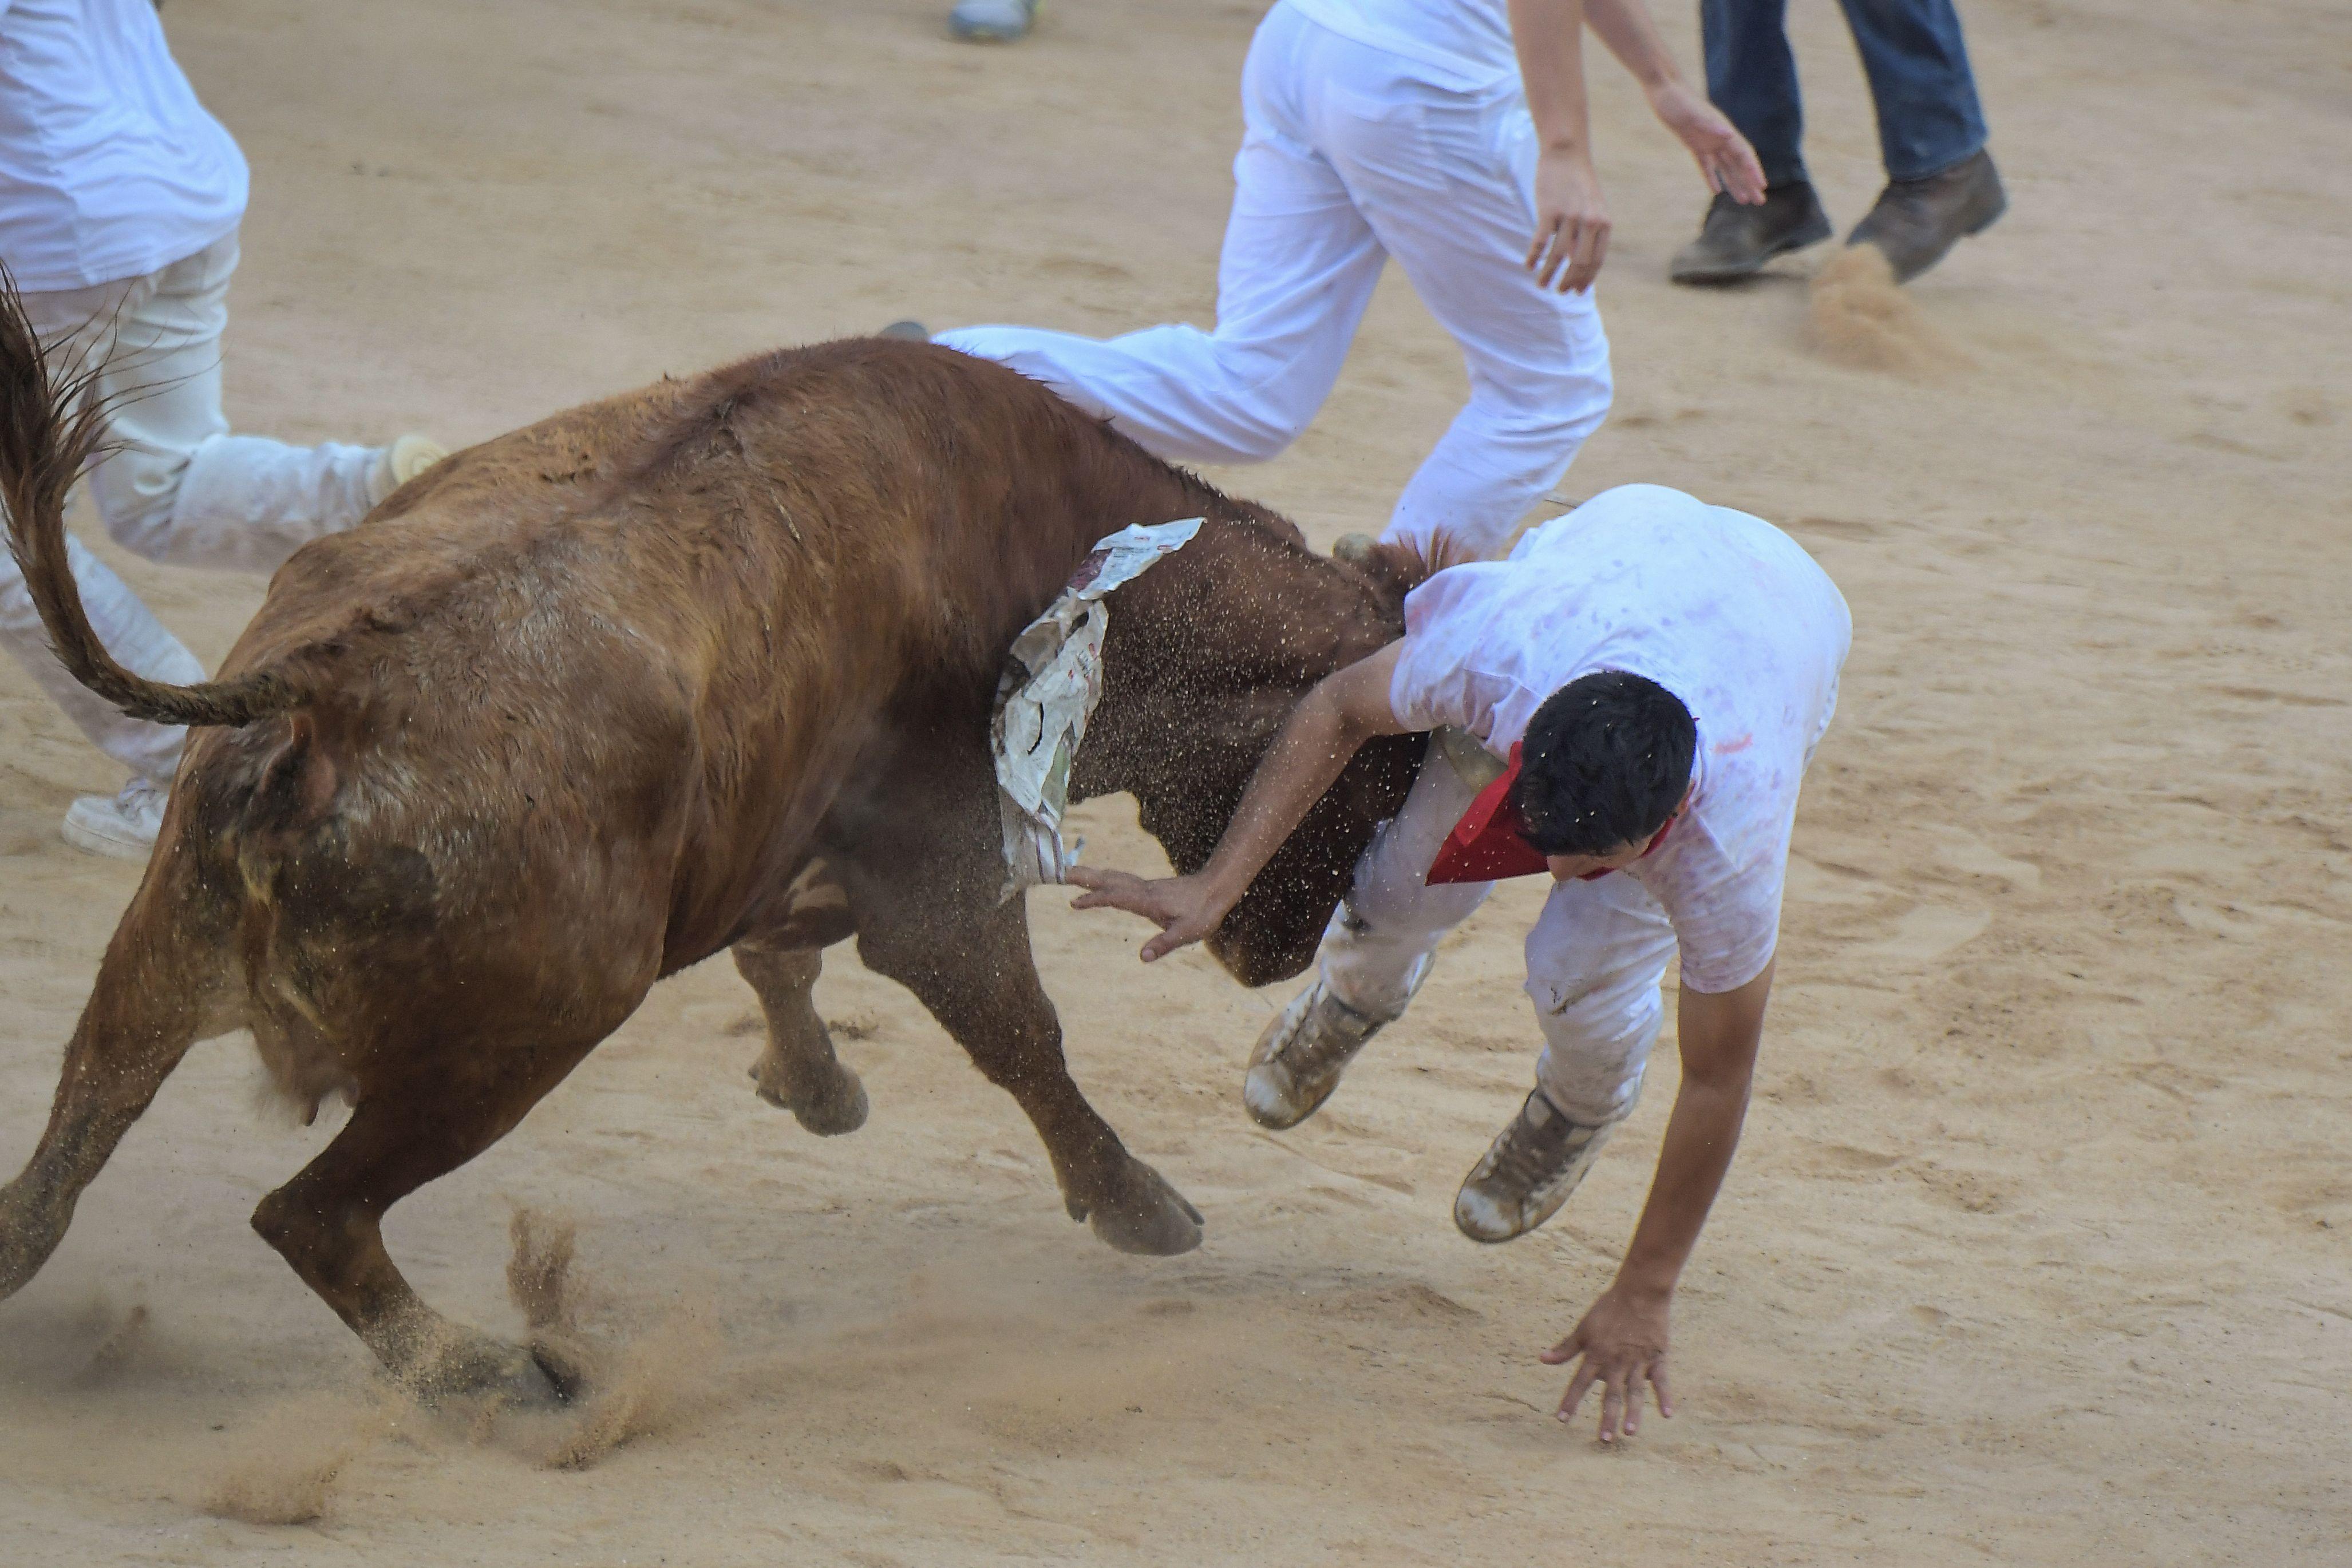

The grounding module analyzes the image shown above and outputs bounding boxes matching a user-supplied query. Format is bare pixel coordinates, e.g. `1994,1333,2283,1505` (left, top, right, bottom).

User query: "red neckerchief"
1424,742,1682,886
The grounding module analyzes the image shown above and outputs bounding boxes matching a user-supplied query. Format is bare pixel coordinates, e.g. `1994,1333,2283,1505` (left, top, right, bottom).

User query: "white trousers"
1320,746,1681,1126
0,231,385,784
939,1,1612,561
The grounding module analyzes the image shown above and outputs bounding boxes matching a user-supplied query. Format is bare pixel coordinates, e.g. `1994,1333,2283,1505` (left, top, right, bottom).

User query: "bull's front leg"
733,859,869,1135
839,855,1202,1257
734,943,868,1135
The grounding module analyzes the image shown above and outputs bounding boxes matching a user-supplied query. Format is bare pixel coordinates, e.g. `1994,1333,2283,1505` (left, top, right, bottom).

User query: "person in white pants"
936,0,1764,562
1066,485,1851,1443
0,0,442,858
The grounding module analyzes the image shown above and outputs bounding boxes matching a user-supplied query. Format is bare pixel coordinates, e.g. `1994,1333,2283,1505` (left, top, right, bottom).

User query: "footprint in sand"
1923,826,2043,892
1853,902,1993,964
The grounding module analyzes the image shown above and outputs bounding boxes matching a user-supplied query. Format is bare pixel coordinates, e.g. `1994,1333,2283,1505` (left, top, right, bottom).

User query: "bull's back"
192,339,1226,993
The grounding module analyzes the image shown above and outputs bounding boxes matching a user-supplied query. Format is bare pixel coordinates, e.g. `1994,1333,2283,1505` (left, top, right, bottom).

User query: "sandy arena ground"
2,1,2347,1561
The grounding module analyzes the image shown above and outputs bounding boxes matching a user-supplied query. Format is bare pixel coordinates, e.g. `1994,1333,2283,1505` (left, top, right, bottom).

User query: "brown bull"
0,283,1428,1401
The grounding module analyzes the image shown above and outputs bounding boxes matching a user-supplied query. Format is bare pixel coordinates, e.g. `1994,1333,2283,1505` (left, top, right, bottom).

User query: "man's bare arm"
1583,0,1768,202
1069,642,1409,961
1508,0,1611,293
1542,959,1774,1442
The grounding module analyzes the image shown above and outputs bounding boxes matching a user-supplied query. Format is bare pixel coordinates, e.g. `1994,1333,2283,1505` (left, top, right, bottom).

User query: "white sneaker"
367,433,449,508
1453,1090,1622,1243
950,0,1035,42
62,777,168,861
1243,979,1395,1130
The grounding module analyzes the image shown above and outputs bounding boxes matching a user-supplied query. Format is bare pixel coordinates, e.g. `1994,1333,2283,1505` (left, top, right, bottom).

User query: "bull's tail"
0,264,301,728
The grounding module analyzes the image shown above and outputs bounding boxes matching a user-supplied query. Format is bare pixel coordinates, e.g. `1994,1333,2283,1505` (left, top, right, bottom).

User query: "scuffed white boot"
62,775,167,861
1243,979,1396,1130
1453,1089,1622,1243
366,433,448,508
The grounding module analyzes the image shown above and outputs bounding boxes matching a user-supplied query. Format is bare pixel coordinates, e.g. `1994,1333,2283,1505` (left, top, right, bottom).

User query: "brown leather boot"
1669,183,1834,284
1848,149,2006,283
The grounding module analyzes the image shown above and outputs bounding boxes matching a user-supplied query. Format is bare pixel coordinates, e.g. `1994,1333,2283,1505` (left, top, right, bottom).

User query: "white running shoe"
1453,1090,1622,1243
950,0,1035,42
367,433,449,508
62,776,167,861
1243,978,1395,1130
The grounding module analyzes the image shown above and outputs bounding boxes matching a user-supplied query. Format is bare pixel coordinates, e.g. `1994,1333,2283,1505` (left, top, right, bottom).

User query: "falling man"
1068,483,1851,1443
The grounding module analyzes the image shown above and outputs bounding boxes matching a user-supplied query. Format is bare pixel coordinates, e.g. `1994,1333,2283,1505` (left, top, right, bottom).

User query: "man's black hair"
1511,671,1696,857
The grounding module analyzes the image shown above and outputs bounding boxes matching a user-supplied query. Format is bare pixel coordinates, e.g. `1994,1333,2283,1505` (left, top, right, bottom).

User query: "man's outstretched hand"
1646,80,1766,204
1067,866,1232,963
1542,1282,1675,1443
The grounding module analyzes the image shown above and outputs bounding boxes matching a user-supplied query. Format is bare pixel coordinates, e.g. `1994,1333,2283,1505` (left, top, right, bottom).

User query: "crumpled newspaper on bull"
991,517,1204,901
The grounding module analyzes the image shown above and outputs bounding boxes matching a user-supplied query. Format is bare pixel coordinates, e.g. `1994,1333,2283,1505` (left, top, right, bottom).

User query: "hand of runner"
1526,145,1611,292
1541,1282,1675,1443
1067,866,1231,962
1645,80,1766,204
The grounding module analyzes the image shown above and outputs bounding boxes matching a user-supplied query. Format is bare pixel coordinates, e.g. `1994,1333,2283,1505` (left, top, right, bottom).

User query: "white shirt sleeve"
1637,791,1797,995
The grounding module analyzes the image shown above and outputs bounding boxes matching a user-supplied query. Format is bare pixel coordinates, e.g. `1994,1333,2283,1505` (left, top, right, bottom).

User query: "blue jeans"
1701,0,1989,187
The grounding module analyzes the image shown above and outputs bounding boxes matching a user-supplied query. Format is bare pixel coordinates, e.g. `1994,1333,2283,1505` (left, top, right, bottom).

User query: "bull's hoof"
403,1329,579,1409
527,1332,595,1404
1080,1162,1204,1257
749,1059,869,1137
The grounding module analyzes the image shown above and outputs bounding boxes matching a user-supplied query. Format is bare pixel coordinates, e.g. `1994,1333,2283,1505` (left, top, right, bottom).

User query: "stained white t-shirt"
0,0,249,292
1389,484,1853,993
1280,0,1519,94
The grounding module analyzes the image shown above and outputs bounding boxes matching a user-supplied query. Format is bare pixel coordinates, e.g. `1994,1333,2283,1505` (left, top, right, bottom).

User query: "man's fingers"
1649,1356,1674,1418
1547,223,1577,292
1621,1371,1645,1437
1597,1368,1627,1443
1722,140,1767,204
1535,231,1567,290
1563,221,1609,294
1141,916,1215,963
1068,881,1146,914
1557,1360,1598,1423
1139,928,1189,963
1068,865,1138,902
1537,1329,1584,1366
1527,216,1564,281
1536,223,1566,288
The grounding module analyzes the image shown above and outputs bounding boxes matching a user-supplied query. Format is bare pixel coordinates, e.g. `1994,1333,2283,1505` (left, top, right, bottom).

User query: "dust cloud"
1807,245,1970,374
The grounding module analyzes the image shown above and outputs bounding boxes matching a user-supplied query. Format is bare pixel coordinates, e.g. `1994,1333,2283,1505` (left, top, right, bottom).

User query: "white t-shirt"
1389,485,1853,993
0,0,248,292
1281,0,1519,94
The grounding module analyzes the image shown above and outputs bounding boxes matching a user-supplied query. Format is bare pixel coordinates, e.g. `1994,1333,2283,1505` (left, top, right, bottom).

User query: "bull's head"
1070,510,1428,987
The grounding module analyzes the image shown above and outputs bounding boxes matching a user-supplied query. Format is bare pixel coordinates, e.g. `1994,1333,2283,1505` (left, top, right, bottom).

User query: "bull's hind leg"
842,862,1202,1257
735,944,868,1135
0,899,214,1303
248,1038,602,1403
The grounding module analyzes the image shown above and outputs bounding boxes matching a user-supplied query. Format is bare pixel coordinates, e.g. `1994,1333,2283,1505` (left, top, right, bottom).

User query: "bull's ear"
1349,534,1464,618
